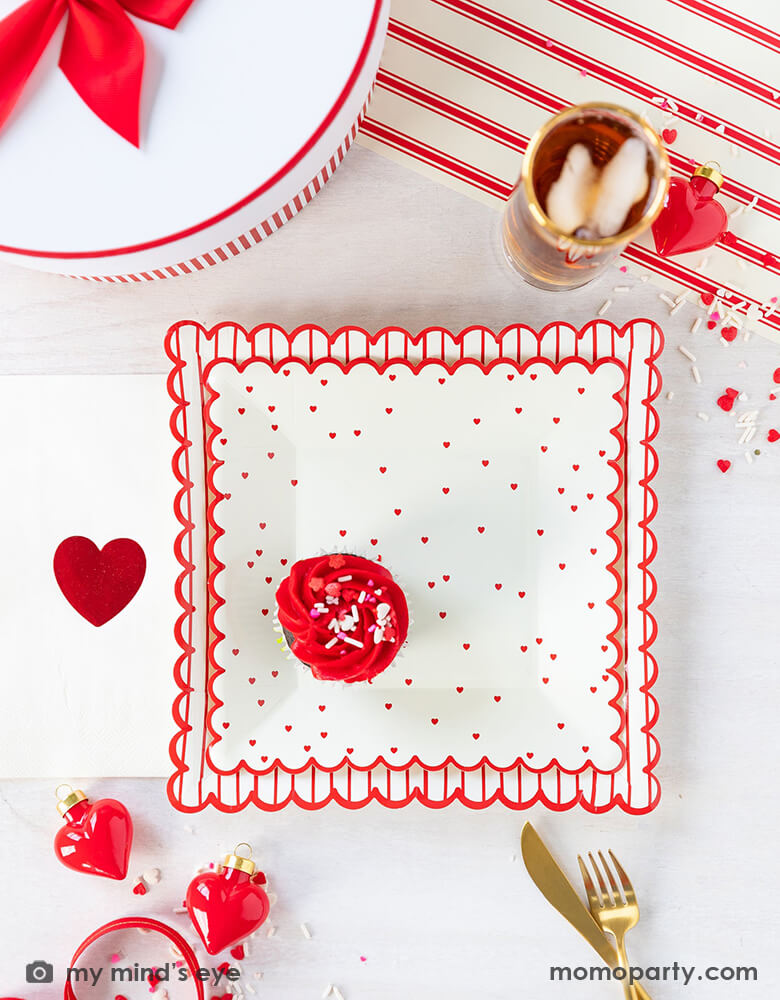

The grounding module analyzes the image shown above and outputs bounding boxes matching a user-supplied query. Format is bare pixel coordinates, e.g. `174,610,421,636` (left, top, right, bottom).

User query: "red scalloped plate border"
165,320,662,814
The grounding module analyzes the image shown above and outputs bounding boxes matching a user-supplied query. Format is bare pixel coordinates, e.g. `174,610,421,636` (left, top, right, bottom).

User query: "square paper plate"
166,320,661,813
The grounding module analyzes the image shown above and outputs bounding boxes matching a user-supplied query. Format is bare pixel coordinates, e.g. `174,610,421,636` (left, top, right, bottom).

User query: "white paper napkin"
0,375,179,777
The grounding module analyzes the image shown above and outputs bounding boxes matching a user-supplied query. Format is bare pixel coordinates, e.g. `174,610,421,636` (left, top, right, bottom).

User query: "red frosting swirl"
275,554,409,682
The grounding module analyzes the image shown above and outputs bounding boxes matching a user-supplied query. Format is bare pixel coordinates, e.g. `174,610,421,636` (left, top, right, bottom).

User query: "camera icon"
26,961,54,984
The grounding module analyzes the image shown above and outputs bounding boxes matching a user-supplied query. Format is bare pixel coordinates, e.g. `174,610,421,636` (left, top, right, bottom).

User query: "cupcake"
275,553,409,682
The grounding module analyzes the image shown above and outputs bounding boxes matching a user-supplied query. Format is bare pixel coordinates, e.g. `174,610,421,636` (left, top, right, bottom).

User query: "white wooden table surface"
1,146,779,999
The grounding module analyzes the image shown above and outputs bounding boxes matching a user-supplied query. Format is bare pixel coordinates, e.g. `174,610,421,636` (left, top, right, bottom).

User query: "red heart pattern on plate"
203,358,627,773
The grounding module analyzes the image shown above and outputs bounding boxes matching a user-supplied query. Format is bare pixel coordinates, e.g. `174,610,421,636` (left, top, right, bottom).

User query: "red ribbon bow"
0,0,195,146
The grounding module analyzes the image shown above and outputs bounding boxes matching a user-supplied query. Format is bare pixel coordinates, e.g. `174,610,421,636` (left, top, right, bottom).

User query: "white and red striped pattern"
358,0,780,340
69,105,370,284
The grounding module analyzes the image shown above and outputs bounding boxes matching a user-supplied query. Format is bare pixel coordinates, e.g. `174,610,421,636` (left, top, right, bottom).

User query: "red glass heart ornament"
186,846,270,955
53,535,146,626
652,164,729,257
53,787,133,880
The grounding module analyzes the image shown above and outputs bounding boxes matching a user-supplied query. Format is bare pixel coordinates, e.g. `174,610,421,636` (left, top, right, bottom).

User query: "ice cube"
545,143,599,234
585,137,649,238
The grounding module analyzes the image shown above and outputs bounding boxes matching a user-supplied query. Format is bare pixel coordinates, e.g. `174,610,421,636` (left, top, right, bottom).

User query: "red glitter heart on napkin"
53,536,146,626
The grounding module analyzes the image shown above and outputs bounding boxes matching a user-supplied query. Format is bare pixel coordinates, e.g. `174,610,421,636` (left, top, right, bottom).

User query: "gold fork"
578,850,640,1000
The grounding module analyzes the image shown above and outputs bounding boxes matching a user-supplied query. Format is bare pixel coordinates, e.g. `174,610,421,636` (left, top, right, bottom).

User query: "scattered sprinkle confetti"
613,285,630,292
300,922,312,939
143,868,161,885
598,299,612,316
266,924,276,938
666,391,674,401
690,318,702,334
697,412,709,422
678,345,696,362
691,365,702,384
659,292,676,307
322,987,334,999
745,451,753,464
333,988,346,1000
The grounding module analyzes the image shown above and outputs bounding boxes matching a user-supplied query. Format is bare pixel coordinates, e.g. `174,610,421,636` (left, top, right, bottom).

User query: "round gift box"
0,0,388,280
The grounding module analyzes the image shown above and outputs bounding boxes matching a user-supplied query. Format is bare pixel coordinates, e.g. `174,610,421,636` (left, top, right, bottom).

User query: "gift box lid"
0,0,385,267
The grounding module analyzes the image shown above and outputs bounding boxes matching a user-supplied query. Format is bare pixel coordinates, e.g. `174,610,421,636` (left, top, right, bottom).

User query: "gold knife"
521,822,651,1000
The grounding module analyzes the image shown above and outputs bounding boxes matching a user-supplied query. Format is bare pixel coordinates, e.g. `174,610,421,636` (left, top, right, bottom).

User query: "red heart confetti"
662,128,677,143
717,459,731,473
721,325,738,342
768,429,780,442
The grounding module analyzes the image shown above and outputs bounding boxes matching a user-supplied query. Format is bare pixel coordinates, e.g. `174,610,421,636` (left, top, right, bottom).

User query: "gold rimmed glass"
501,103,670,291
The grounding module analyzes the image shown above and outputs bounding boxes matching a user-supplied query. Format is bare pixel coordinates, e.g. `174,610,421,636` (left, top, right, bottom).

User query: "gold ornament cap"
56,784,88,817
694,162,724,190
222,842,256,876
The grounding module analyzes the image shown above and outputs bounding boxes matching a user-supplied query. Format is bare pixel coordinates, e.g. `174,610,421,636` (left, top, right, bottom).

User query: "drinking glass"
501,102,670,291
